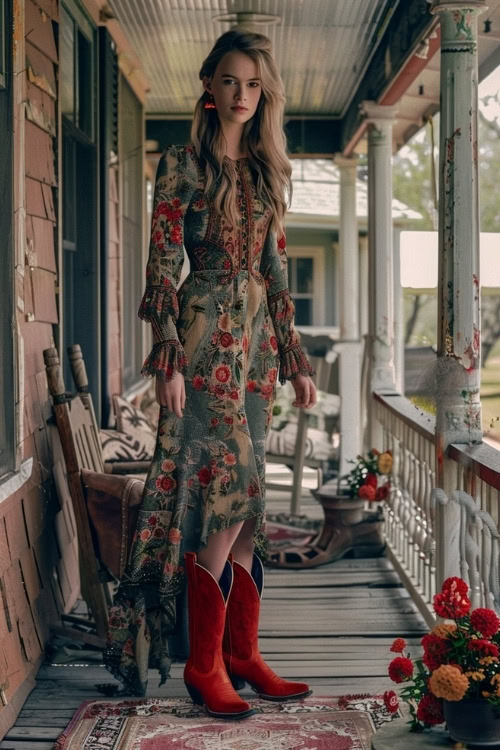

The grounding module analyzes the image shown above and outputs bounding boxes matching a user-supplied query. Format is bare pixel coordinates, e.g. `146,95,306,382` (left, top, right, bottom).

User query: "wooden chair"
67,344,150,477
265,354,339,515
44,347,109,645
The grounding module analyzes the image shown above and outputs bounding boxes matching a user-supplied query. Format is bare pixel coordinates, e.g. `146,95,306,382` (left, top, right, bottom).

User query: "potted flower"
312,448,393,524
386,577,500,745
345,448,392,505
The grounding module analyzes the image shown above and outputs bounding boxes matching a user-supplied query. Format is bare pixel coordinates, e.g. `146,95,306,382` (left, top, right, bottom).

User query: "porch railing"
374,392,437,626
373,392,500,625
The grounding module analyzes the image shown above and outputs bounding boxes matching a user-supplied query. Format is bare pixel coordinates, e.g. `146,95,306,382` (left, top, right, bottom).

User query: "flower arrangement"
386,577,500,731
343,448,392,502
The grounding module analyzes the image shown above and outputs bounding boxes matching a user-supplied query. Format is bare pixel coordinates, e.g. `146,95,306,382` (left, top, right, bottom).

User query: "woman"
104,28,317,720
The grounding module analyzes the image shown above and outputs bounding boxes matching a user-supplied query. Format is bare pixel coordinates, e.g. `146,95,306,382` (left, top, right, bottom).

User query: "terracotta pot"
444,698,500,746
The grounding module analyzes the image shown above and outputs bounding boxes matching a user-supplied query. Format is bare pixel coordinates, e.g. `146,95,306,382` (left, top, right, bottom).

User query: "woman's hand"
155,371,186,418
290,374,317,409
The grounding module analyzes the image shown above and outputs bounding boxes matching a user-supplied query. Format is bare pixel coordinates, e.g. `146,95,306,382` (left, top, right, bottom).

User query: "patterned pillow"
100,429,155,463
265,422,336,461
112,394,156,435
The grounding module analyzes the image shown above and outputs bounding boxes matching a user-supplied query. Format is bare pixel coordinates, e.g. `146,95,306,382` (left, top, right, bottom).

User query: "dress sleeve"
260,228,316,386
138,145,197,382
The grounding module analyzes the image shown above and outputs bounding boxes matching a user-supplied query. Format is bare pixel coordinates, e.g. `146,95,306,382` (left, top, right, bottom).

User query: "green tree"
393,102,500,363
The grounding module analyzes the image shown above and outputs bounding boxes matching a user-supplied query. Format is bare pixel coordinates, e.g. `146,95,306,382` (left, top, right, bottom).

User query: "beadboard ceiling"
107,0,392,116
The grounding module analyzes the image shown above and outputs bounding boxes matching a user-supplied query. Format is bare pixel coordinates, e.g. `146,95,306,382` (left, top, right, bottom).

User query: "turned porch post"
431,0,485,458
431,0,486,590
363,103,399,396
334,155,362,473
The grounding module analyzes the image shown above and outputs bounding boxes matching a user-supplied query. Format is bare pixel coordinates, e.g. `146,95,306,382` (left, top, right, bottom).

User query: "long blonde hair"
191,29,292,236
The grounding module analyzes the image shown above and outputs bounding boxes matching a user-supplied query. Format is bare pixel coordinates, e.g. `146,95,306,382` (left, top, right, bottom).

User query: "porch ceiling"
107,0,392,117
391,0,500,151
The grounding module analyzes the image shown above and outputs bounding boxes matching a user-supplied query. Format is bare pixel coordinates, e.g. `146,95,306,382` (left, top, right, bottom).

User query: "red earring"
205,94,216,110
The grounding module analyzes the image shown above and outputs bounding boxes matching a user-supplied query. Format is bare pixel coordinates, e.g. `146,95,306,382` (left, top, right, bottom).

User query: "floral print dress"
103,144,315,696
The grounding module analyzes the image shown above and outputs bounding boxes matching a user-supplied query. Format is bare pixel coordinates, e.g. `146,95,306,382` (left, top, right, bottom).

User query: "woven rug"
55,694,397,749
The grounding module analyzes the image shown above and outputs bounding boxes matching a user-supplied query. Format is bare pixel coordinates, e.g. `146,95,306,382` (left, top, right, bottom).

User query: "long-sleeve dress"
103,144,315,696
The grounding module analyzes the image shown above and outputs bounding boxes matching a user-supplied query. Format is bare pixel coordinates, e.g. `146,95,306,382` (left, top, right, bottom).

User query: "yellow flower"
429,665,470,701
431,623,457,638
490,675,500,687
465,670,485,681
479,656,498,666
377,452,393,474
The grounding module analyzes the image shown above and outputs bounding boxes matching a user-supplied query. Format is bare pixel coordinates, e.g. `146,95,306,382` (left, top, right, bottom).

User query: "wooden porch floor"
0,467,428,749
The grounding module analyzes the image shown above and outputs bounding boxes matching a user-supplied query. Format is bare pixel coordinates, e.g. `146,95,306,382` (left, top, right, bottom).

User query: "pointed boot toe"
184,552,256,720
223,554,313,702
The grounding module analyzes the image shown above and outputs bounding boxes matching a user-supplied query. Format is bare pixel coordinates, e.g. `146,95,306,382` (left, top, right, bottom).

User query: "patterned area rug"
55,694,398,749
266,516,321,547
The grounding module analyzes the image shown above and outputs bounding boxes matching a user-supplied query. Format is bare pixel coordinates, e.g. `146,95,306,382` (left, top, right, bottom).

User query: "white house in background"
284,159,422,333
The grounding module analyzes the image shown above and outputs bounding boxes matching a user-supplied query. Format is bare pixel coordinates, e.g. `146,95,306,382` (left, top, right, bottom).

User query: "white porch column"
431,0,485,452
335,156,359,340
334,155,362,473
363,102,399,395
393,228,405,394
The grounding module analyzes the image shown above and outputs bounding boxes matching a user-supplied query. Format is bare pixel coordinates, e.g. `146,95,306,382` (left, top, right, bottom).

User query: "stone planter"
312,482,365,525
444,698,500,746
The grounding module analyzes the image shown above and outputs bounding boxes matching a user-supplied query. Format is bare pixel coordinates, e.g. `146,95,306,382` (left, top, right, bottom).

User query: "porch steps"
0,468,428,748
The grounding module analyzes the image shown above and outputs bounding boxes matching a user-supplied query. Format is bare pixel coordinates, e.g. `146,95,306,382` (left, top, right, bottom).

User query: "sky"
400,66,500,288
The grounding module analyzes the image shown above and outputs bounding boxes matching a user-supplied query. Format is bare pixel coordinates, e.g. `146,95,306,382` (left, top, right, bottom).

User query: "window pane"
60,7,75,120
293,298,313,326
77,29,93,138
296,257,313,293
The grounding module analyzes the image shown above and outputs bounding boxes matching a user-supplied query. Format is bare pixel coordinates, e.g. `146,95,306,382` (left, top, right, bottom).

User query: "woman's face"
204,50,262,126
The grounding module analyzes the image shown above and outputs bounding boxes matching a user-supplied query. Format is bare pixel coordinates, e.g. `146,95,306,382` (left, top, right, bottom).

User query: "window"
60,2,100,412
0,0,14,477
60,1,95,140
287,246,325,326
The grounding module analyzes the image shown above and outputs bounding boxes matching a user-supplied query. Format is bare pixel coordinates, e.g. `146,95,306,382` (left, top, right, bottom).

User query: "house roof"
288,158,423,227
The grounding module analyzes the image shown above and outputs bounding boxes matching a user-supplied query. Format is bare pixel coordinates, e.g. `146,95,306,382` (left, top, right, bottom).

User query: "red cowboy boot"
183,552,255,719
223,553,312,701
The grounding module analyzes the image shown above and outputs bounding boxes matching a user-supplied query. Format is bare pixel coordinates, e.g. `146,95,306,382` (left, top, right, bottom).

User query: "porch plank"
4,482,428,743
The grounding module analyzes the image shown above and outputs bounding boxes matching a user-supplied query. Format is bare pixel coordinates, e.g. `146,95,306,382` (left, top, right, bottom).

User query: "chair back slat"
43,346,108,639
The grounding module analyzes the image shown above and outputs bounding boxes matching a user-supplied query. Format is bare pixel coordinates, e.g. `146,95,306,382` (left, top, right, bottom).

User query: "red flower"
193,375,205,390
230,390,239,400
170,226,182,245
388,656,414,683
390,638,407,653
442,577,469,597
198,466,212,487
365,473,378,488
155,475,175,493
470,608,500,638
468,639,499,657
278,234,286,250
358,484,376,501
224,416,234,424
147,515,158,526
376,484,390,501
246,380,257,392
215,365,231,383
220,332,233,348
270,336,278,351
421,633,450,671
433,589,471,619
416,693,444,726
383,690,399,714
268,368,277,384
